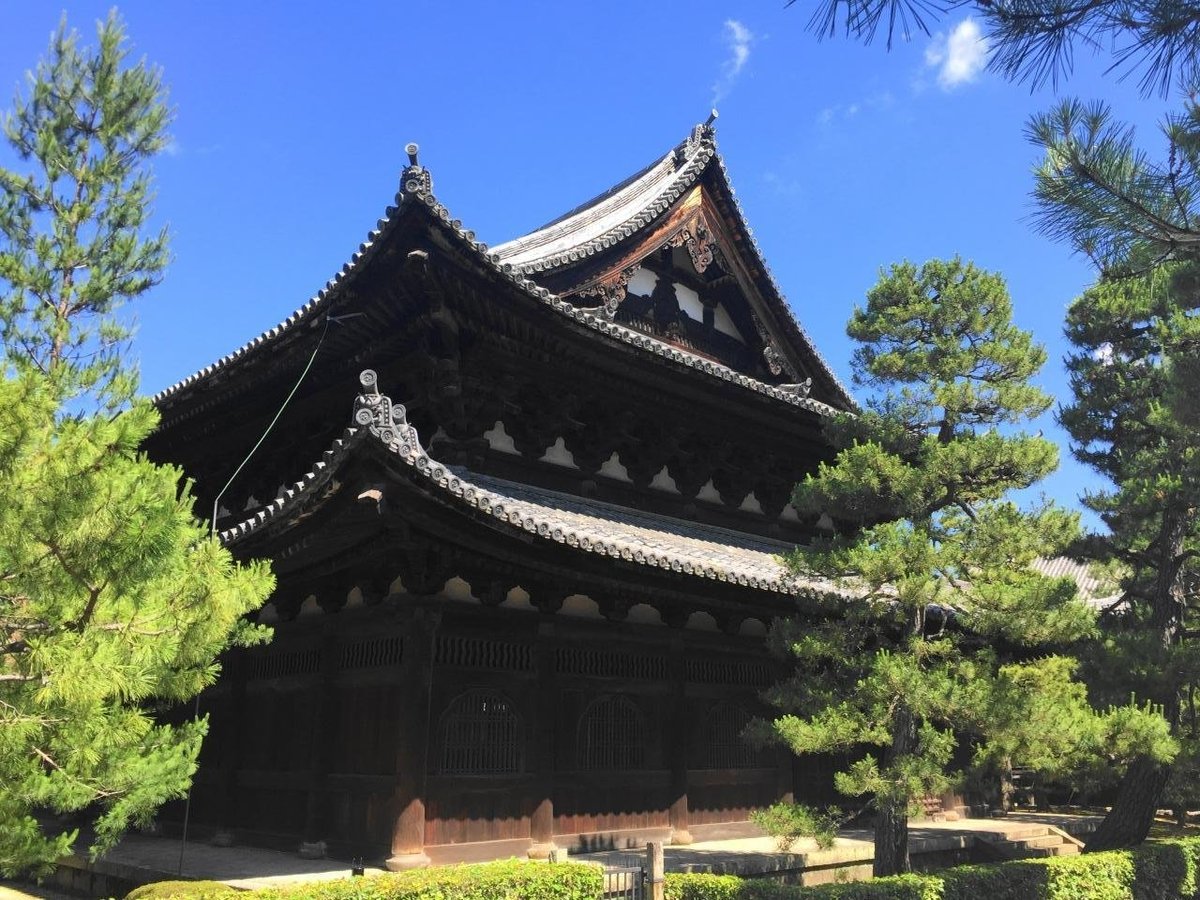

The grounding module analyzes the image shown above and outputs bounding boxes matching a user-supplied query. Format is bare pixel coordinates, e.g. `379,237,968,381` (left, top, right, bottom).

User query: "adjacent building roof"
1033,556,1123,610
220,370,833,599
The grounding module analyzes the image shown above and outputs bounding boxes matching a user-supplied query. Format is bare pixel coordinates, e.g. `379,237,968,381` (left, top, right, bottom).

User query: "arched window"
578,695,645,770
696,703,767,769
439,690,523,775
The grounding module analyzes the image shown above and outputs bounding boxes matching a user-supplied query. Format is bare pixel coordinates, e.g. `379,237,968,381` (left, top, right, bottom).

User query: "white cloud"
725,20,752,75
814,92,894,127
924,18,988,90
712,19,755,103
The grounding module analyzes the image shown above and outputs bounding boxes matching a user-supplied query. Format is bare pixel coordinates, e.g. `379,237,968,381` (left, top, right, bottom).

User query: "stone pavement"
45,812,1104,893
60,834,385,891
575,813,1104,883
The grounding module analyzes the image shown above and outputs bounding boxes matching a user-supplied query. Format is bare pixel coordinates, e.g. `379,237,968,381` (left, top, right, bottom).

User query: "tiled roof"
220,370,835,599
1032,556,1123,609
491,140,711,272
490,121,856,412
152,128,851,420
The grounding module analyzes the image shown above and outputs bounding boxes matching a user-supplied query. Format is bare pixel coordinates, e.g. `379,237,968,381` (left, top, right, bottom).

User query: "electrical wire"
178,312,333,873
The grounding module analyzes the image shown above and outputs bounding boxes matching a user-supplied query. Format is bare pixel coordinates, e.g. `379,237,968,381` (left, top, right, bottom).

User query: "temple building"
145,118,856,868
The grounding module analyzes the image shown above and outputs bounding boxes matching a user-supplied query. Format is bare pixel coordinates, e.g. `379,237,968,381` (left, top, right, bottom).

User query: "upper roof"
491,141,702,272
491,120,856,410
151,121,854,417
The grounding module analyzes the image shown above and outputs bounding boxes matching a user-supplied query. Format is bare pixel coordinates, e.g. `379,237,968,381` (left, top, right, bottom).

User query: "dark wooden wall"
172,594,811,858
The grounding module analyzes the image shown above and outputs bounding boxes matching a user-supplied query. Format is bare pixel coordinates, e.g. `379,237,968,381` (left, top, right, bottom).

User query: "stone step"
977,825,1052,842
1014,834,1069,851
993,834,1079,859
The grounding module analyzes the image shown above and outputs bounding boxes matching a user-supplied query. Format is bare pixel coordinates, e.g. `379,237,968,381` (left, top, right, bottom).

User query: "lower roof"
220,370,829,599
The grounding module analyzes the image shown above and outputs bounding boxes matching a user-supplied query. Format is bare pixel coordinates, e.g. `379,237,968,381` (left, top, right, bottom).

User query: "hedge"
125,882,236,900
664,873,942,900
124,860,602,900
127,836,1200,900
664,835,1200,900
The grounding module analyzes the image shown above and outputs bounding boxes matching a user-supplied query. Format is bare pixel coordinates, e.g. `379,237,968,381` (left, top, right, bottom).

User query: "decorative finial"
405,143,419,167
705,108,718,127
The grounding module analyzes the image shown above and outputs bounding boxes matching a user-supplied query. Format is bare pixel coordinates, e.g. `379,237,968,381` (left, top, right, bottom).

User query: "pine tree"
1054,266,1200,850
767,258,1173,876
791,0,1200,95
1028,98,1200,277
0,15,274,874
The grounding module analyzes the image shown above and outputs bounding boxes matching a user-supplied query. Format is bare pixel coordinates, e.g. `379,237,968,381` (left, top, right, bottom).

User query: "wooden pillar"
211,652,246,847
647,841,665,900
386,609,438,870
778,745,797,806
667,636,691,845
299,632,339,858
528,620,557,858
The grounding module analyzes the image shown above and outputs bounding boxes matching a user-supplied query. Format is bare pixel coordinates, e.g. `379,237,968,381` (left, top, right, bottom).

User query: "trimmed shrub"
665,872,942,900
1132,838,1200,900
666,873,796,899
125,881,237,900
802,874,944,900
942,851,1135,900
243,859,602,900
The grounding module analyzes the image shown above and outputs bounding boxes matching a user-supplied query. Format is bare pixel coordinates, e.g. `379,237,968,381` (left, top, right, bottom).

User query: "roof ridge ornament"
354,369,421,459
676,109,718,168
401,142,432,197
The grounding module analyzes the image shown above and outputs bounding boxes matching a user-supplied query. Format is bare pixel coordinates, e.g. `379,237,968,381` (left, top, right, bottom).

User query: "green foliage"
125,881,237,900
130,840,1200,900
796,0,1200,96
666,873,795,900
0,16,275,875
1053,263,1200,845
802,876,944,900
0,373,273,874
941,853,1138,900
1130,839,1200,900
239,860,603,900
771,258,1163,874
751,803,843,851
1029,99,1200,276
668,837,1200,900
665,872,942,900
0,11,170,410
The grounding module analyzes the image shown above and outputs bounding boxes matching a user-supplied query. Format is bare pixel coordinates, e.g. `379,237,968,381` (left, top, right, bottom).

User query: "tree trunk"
873,795,910,877
874,705,916,877
1086,507,1190,851
1085,756,1172,851
999,756,1014,813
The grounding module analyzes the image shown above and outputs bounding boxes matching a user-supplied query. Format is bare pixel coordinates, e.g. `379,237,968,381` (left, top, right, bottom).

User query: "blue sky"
0,2,1176,526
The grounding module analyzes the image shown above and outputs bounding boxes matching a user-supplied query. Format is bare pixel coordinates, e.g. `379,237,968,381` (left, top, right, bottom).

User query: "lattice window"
555,647,668,680
696,703,767,769
340,635,402,670
685,657,773,686
438,690,523,775
245,647,321,681
436,635,533,671
577,695,645,770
